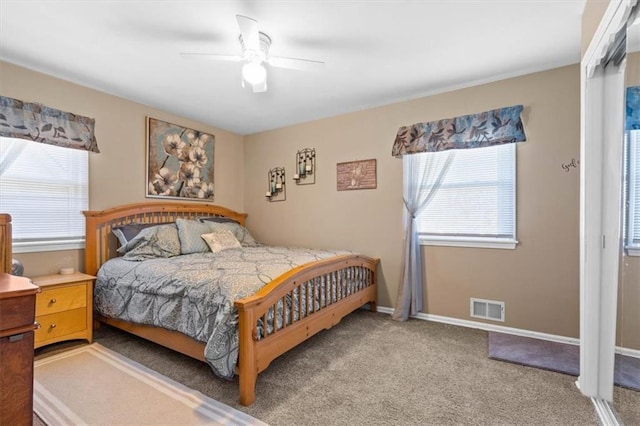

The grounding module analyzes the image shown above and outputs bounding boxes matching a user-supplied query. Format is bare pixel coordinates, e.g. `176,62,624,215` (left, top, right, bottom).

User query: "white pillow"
201,230,241,253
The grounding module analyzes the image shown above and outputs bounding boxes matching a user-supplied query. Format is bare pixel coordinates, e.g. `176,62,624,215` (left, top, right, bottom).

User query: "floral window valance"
392,105,526,157
628,86,640,131
0,95,99,153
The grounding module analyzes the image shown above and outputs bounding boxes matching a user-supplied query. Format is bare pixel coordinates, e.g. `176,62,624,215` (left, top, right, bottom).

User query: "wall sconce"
293,148,316,185
265,167,286,202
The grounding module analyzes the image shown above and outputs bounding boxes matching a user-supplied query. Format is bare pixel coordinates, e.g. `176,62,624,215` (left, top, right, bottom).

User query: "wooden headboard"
83,202,248,276
0,214,12,274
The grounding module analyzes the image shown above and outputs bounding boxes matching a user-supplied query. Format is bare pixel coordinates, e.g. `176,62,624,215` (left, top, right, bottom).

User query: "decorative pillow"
201,230,241,253
208,222,260,247
176,218,219,254
117,224,181,261
112,222,174,246
176,218,259,254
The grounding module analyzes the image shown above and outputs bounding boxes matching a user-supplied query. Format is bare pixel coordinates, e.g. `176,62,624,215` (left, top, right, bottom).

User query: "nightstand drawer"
36,284,87,315
35,308,86,345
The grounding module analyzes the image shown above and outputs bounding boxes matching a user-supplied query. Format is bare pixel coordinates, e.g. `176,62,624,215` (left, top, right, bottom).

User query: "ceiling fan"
181,15,325,93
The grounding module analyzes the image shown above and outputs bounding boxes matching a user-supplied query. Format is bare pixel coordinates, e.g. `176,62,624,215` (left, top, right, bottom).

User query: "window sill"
13,239,85,254
419,235,518,250
626,246,640,257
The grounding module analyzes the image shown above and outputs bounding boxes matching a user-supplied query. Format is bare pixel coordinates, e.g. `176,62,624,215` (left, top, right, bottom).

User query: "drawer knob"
49,323,57,329
50,298,57,304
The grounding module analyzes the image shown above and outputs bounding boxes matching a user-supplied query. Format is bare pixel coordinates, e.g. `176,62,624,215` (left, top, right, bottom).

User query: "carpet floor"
34,311,640,425
488,331,640,392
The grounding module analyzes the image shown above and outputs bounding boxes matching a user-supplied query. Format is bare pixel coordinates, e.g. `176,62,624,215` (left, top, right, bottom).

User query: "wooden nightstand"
30,272,96,349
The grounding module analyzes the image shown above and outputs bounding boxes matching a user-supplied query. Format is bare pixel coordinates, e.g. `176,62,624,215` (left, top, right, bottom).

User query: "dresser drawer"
35,308,86,345
36,284,87,315
0,275,38,333
0,294,36,333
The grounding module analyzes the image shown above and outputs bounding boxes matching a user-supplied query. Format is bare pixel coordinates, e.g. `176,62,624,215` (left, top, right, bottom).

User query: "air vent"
470,298,505,322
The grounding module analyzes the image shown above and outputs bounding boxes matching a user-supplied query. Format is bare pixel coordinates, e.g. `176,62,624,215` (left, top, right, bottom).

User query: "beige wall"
0,61,244,277
244,65,582,338
581,0,612,57
2,57,624,342
619,258,640,349
0,1,633,344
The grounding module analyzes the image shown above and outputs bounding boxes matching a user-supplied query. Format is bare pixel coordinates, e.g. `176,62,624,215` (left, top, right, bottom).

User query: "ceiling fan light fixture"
242,60,267,85
181,15,323,93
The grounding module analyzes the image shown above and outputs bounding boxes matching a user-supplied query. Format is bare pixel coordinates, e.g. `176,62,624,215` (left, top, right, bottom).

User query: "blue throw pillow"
176,218,260,254
176,218,218,254
118,224,181,260
112,222,174,246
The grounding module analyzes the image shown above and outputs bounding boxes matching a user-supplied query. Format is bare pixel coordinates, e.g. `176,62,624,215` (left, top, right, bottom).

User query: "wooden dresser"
31,272,96,349
0,273,40,425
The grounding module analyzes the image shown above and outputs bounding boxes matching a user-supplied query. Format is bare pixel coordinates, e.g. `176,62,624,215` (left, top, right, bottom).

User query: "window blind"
0,137,88,246
628,129,640,247
416,144,515,239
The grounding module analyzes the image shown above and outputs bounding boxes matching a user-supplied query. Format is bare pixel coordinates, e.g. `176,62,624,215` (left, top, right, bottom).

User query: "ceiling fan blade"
267,56,325,72
180,52,243,62
236,15,260,51
252,79,267,93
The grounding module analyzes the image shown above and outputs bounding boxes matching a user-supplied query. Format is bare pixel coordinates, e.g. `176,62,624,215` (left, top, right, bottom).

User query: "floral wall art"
147,117,215,201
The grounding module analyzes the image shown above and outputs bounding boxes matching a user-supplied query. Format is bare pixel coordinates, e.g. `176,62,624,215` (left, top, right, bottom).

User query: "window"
0,137,88,252
416,144,516,249
625,128,640,255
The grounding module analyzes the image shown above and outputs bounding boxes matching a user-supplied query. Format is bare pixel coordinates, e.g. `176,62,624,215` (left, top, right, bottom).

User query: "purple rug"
488,332,640,392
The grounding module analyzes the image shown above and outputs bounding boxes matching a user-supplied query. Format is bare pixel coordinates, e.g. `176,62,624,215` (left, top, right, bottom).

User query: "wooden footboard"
235,254,378,405
84,202,378,406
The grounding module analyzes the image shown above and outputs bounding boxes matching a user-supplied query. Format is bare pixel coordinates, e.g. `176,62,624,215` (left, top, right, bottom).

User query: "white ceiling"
0,0,586,135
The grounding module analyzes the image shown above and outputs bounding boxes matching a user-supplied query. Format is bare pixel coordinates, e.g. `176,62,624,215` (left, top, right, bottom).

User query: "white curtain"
0,138,26,177
393,150,454,321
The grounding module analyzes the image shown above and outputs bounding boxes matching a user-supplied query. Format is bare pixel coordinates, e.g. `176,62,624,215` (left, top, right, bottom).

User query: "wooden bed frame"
83,202,379,406
0,214,12,274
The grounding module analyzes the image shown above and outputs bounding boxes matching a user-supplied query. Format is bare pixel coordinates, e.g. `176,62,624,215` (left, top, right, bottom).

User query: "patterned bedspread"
94,246,351,379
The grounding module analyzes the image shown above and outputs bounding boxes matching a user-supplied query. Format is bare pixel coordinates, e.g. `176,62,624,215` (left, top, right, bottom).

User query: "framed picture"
146,117,215,201
336,159,377,191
